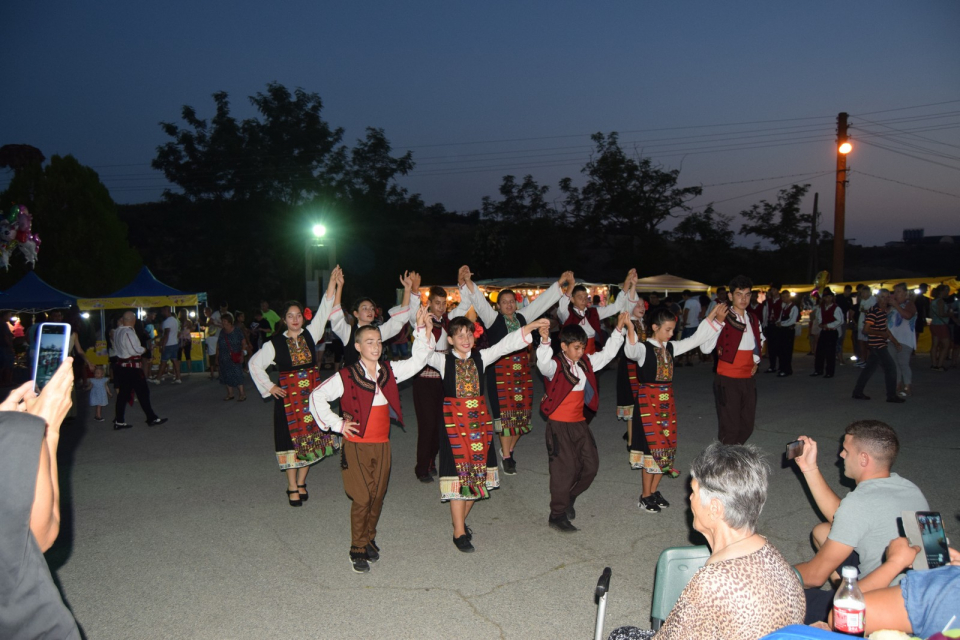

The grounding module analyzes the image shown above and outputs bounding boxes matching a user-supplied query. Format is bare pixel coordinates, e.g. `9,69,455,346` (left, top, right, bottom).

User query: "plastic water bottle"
833,565,866,636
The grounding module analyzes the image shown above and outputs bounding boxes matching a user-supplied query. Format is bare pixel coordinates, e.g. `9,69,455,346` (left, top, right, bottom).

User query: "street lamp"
838,142,853,155
305,221,336,309
312,224,326,240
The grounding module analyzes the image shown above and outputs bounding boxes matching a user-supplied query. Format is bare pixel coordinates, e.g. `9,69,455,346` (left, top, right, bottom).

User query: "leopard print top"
654,543,805,640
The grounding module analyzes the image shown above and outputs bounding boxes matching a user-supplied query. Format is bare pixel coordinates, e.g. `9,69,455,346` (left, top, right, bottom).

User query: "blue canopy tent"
0,271,77,313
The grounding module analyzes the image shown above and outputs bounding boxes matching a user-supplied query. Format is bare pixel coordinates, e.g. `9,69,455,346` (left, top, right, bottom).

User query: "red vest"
541,355,598,419
747,303,764,325
338,362,403,439
779,303,796,322
820,303,839,329
716,311,762,365
563,303,606,349
765,298,782,325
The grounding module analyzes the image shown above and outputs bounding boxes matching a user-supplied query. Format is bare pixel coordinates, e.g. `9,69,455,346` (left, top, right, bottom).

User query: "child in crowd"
89,365,112,421
536,311,630,533
178,313,193,374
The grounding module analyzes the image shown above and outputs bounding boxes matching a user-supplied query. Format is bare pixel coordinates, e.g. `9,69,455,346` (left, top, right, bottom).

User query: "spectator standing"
204,306,221,379
177,310,193,375
929,284,952,371
235,311,251,369
835,284,853,364
887,283,917,397
142,311,157,381
913,283,930,350
679,290,700,366
260,300,281,337
154,307,182,385
216,313,248,401
855,285,876,367
811,289,843,378
852,289,904,403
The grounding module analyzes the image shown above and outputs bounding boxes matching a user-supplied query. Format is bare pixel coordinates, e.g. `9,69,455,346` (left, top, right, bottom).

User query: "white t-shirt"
161,316,179,347
682,298,701,329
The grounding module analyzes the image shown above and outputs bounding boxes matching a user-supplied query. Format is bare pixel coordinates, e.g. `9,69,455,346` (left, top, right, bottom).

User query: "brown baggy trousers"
341,440,391,553
712,374,757,445
545,419,599,518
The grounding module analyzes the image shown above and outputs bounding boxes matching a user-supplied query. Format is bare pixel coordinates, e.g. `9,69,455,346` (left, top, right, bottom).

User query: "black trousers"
777,326,796,374
814,329,838,375
114,366,158,423
853,345,898,400
713,375,757,445
412,375,443,478
765,324,780,369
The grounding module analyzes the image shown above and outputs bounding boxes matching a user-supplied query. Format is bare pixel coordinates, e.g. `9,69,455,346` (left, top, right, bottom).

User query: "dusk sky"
4,1,959,247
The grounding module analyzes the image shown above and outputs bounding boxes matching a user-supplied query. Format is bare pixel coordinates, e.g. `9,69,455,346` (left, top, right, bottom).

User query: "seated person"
608,443,805,640
791,420,928,623
842,537,960,637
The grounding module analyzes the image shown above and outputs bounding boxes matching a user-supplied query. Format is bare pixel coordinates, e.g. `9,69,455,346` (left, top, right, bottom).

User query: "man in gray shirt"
791,420,928,623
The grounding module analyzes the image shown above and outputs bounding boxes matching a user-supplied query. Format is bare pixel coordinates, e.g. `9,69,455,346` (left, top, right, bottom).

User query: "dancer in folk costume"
249,267,341,507
310,307,431,573
461,267,573,474
556,269,641,355
329,270,416,367
406,269,473,482
616,280,648,423
421,309,549,552
625,304,728,514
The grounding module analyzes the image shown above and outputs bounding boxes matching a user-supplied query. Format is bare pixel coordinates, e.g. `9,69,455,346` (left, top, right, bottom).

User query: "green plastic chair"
650,545,711,630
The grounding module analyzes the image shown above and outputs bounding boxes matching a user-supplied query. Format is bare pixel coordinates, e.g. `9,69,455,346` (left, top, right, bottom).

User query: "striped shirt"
864,305,889,349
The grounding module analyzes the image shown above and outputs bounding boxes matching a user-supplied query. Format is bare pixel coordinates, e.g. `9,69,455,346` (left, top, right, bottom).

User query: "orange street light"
838,141,853,155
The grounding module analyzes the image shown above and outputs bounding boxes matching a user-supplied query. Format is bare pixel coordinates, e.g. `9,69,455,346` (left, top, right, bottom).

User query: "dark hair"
728,275,753,292
428,286,447,301
770,282,782,290
355,324,381,343
571,284,587,296
919,283,929,293
822,288,835,298
448,316,475,337
845,420,900,468
592,295,601,305
282,300,304,317
648,308,678,328
220,312,235,324
558,324,587,346
498,289,517,301
219,301,228,308
351,297,376,314
682,289,692,297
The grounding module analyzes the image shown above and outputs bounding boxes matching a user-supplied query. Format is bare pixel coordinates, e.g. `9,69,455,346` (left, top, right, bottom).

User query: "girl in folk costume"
461,267,573,475
406,269,474,482
329,270,416,367
625,304,728,513
309,307,431,573
248,267,341,507
616,280,649,423
421,309,549,552
557,269,641,355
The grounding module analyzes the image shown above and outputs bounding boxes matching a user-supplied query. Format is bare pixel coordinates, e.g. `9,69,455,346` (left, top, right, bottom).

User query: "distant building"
886,228,960,247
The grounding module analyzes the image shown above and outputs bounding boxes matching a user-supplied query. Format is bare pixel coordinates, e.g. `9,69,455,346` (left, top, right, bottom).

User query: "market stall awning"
781,275,958,294
77,266,203,310
634,273,710,293
0,271,78,312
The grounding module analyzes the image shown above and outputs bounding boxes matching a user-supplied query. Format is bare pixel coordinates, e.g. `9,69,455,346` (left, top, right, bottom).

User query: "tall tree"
0,155,141,295
480,174,554,223
738,184,812,251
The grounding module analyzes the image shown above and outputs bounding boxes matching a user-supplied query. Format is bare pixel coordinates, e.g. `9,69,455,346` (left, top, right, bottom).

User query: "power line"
850,170,960,200
852,98,960,117
856,139,960,172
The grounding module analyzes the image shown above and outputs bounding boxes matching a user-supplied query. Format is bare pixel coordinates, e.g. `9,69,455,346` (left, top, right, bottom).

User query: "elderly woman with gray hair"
609,443,805,640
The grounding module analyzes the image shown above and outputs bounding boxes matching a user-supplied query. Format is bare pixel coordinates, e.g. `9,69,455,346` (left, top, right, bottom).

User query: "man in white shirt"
679,290,701,366
113,311,167,429
154,307,182,385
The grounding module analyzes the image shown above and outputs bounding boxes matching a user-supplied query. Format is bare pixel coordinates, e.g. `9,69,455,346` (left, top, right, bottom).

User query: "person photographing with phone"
0,361,81,639
789,420,928,624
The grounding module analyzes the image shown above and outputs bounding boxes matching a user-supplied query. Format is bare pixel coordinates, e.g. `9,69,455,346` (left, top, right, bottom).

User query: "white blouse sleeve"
479,327,533,368
670,318,723,357
248,341,277,398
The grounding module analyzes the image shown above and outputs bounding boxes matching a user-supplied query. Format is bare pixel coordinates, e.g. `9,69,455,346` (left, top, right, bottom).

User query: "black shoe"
651,491,670,508
286,490,303,507
430,465,438,477
764,368,777,374
417,475,434,483
548,515,578,533
809,372,822,377
350,552,370,573
465,526,473,541
886,397,906,404
297,484,308,501
566,498,576,521
824,374,834,379
639,496,661,513
502,457,517,475
777,372,791,377
453,534,475,552
112,421,132,430
147,417,168,426
94,416,105,422
852,393,871,400
365,541,380,563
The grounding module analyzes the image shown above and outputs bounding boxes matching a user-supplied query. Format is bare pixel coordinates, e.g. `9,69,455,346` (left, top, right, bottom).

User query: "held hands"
400,270,414,292
708,302,729,325
538,324,550,340
794,435,819,473
415,306,430,330
326,265,343,296
523,318,550,336
616,311,629,331
269,385,287,399
341,420,361,438
622,268,638,291
458,265,475,292
558,270,574,289
410,271,422,293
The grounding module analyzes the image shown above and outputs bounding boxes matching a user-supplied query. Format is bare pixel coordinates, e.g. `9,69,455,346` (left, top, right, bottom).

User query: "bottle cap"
841,566,859,579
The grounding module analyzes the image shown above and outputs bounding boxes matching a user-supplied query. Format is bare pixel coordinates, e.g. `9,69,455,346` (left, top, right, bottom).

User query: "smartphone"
901,510,950,570
31,323,72,392
785,440,804,460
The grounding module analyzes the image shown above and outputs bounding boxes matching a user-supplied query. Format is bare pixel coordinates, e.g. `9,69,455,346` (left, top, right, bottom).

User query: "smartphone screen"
32,323,72,392
785,440,804,460
915,512,949,569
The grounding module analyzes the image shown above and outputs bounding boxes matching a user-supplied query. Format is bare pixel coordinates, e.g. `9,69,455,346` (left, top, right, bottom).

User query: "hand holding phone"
785,439,804,460
32,323,72,393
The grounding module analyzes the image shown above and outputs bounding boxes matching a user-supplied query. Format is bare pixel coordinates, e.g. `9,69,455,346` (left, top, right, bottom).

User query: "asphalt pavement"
44,353,960,639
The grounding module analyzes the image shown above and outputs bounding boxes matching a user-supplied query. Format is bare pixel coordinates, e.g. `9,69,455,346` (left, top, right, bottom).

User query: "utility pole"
833,112,850,281
808,192,819,281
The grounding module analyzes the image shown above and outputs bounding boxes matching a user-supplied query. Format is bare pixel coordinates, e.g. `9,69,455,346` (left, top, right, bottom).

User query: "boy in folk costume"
329,270,416,367
406,269,474,482
773,289,799,377
556,269,641,355
624,303,729,513
811,288,844,379
310,307,431,573
461,268,573,475
700,275,766,446
421,305,549,552
536,311,631,533
762,282,783,372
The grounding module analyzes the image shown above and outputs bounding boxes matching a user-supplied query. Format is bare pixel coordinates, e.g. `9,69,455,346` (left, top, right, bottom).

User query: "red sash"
717,349,755,379
347,404,390,444
551,390,586,422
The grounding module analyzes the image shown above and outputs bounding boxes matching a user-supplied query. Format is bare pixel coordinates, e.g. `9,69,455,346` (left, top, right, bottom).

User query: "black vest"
269,330,317,372
636,341,675,383
442,351,486,397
